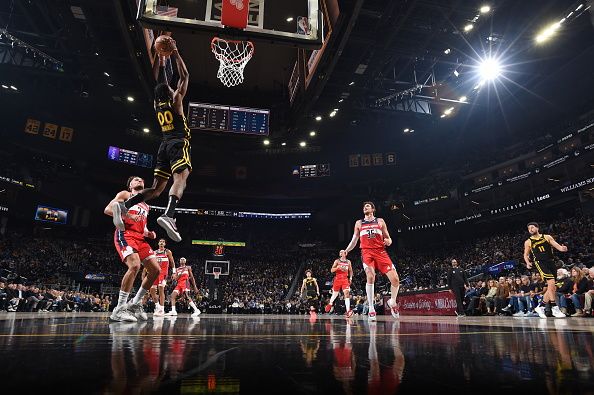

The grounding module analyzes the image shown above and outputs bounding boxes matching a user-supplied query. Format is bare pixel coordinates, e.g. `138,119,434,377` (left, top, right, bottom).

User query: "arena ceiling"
0,0,593,196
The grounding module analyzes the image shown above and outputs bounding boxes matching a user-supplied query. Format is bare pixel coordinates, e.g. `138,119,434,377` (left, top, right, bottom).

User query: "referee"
447,259,469,317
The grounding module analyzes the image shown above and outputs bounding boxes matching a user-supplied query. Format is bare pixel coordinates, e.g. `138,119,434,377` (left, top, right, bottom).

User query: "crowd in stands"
0,214,592,316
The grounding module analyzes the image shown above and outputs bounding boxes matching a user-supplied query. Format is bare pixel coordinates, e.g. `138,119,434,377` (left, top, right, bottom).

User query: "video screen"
34,205,68,224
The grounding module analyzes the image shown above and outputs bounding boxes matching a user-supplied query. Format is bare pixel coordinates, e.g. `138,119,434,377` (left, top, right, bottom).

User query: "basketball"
155,35,175,56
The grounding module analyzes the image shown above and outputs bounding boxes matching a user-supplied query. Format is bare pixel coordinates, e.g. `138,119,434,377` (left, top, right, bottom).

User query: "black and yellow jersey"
304,278,317,293
529,235,555,262
155,100,190,140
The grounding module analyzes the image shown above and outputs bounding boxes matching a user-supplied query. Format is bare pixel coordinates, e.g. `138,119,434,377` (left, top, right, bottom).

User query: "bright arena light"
480,5,491,14
478,58,502,81
535,22,561,44
315,115,322,121
143,128,150,133
309,131,316,136
464,24,474,32
299,141,307,147
263,139,270,146
459,96,468,102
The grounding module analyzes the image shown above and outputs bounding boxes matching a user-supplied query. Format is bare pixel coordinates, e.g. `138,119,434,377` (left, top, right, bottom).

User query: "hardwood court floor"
0,312,592,393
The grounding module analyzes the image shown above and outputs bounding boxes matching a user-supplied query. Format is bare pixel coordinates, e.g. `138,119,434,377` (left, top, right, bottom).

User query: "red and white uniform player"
166,258,201,317
113,201,154,263
105,176,160,322
151,238,175,317
344,201,400,321
324,250,354,317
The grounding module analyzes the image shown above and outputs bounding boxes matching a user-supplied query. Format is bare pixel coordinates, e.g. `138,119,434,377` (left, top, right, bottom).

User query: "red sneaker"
368,311,377,321
345,309,354,318
324,304,333,313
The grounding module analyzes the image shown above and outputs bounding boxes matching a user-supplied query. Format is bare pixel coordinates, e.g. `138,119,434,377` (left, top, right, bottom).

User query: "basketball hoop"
211,37,254,87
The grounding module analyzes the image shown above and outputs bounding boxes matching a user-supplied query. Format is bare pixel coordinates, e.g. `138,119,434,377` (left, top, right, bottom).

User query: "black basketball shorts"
154,138,192,180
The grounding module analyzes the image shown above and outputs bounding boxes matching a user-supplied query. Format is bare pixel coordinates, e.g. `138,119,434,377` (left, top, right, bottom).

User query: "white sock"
117,291,129,308
132,287,148,304
366,283,375,312
345,298,351,311
329,291,339,305
155,302,161,310
171,306,176,312
189,301,198,312
391,285,399,305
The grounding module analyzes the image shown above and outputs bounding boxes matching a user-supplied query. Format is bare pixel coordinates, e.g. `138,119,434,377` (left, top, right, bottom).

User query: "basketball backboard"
205,260,230,276
137,0,323,49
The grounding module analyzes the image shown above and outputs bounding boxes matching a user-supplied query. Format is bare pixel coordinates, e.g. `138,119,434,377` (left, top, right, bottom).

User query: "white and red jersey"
119,201,150,239
175,266,190,289
155,249,170,270
335,260,350,281
359,218,385,249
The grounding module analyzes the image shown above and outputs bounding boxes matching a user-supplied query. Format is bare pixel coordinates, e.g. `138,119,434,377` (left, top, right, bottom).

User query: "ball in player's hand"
155,35,175,56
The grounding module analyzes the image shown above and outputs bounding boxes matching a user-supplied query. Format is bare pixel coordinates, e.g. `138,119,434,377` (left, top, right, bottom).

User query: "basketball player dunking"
524,222,568,318
104,176,161,322
325,250,354,317
166,257,201,317
152,238,175,317
111,42,191,242
345,201,400,321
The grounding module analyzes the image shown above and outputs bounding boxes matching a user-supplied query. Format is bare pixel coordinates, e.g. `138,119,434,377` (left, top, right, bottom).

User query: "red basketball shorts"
361,248,395,274
114,231,155,263
332,277,350,292
152,262,169,288
174,281,189,294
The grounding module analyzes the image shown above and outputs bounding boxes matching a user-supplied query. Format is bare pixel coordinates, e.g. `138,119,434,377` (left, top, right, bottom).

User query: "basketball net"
211,37,254,87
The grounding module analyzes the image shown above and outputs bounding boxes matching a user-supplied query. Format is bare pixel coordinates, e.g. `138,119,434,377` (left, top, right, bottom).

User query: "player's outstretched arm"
545,235,568,252
345,221,361,254
379,218,392,246
523,240,532,268
104,191,129,217
172,47,189,100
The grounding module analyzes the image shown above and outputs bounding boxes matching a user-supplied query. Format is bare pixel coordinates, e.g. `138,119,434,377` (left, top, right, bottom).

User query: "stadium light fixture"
329,110,337,117
299,141,307,147
315,115,322,121
127,96,135,102
535,22,561,44
309,131,316,137
349,81,355,86
459,96,468,102
263,139,270,146
281,142,286,146
464,24,474,32
143,128,149,133
286,17,294,22
478,58,502,81
444,48,451,54
10,85,17,90
103,72,110,77
480,5,491,14
1,85,7,89
444,107,454,115
338,99,344,103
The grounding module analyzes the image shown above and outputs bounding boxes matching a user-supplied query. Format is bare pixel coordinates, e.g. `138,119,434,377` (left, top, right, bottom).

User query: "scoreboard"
298,164,330,178
187,102,269,135
107,146,153,168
